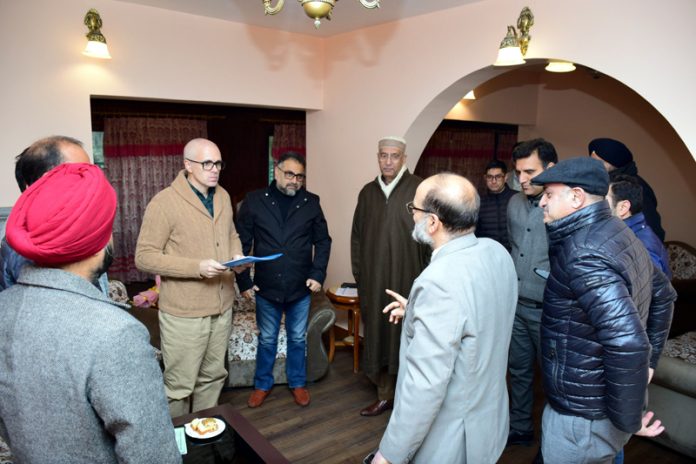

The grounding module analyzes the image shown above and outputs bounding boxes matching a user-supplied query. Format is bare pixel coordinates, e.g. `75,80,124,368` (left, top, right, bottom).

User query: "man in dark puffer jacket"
531,157,676,464
476,159,517,251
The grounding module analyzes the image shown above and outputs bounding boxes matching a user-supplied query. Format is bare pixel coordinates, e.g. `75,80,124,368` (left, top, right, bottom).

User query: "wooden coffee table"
173,403,289,463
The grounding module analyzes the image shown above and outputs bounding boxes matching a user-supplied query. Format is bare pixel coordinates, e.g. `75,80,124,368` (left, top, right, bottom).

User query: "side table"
326,286,360,373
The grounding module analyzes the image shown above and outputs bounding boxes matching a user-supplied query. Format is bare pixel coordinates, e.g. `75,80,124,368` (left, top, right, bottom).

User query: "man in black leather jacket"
531,157,676,464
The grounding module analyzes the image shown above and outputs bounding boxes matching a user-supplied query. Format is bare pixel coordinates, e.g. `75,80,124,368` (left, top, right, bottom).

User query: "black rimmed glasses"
406,201,434,215
276,166,306,182
485,174,505,181
186,158,226,171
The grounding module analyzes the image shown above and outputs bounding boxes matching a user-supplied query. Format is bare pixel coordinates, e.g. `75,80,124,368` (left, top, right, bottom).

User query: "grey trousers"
508,302,542,434
541,405,631,464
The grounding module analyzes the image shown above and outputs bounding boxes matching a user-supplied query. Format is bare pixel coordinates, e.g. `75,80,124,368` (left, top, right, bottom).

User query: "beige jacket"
135,170,243,317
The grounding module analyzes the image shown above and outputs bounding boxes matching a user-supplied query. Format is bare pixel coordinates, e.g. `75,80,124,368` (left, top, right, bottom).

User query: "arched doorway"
404,60,696,244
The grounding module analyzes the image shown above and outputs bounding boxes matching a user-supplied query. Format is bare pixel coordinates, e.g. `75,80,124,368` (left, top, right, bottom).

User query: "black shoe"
506,431,534,447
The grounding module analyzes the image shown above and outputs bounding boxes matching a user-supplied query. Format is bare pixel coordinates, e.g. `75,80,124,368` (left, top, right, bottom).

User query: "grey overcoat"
0,267,180,463
380,234,517,463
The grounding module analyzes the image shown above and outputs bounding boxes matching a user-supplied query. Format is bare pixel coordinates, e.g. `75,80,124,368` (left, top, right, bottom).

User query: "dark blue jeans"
254,293,310,391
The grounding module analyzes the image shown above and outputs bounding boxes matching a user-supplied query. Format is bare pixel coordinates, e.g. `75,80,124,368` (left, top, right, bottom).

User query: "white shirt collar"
377,165,407,199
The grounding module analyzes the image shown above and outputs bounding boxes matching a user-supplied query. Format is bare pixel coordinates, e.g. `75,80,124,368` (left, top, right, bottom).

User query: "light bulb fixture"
463,90,476,100
493,7,533,67
263,0,380,29
82,9,111,59
545,60,576,73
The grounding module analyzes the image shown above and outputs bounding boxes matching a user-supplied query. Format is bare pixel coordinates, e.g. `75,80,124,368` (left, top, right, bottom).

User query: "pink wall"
1,0,694,288
310,0,696,286
0,0,324,204
444,65,696,244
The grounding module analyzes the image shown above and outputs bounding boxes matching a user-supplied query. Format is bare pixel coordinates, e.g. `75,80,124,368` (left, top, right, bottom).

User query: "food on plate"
190,418,219,435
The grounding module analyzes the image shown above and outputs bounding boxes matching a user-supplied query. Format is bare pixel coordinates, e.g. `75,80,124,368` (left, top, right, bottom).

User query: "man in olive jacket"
236,152,331,408
532,157,675,463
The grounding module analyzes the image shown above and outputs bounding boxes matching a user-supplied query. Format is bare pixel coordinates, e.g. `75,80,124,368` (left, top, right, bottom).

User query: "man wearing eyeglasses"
371,173,517,464
351,136,430,417
505,138,557,451
236,152,331,408
476,159,517,251
136,138,246,417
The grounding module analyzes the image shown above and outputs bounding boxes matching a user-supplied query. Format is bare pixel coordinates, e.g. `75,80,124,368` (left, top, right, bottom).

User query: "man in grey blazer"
0,163,180,463
372,173,518,464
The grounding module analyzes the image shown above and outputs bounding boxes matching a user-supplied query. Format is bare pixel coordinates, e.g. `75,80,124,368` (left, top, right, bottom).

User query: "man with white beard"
371,173,518,464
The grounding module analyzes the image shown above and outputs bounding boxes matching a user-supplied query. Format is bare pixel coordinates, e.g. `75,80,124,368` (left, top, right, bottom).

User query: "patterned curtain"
103,118,207,283
415,125,517,192
271,123,306,161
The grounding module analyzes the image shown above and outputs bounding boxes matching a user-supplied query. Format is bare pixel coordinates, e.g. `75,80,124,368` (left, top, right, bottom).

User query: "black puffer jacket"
541,201,675,433
476,185,517,251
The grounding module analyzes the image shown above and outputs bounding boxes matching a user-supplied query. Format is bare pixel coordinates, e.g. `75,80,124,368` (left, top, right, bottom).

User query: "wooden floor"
219,350,693,464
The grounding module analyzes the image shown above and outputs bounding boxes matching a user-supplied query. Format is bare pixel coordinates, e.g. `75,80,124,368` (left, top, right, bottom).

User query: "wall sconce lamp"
545,60,576,73
82,9,111,59
463,90,476,100
493,7,534,66
263,0,380,29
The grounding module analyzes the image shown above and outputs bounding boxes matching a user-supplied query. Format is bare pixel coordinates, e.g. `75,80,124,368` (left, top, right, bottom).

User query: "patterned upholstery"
107,279,129,304
0,436,11,464
663,331,696,365
667,241,696,280
226,287,289,387
228,293,288,364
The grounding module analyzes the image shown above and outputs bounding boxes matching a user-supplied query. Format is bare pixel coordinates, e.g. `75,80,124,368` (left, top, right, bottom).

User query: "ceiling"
116,0,480,37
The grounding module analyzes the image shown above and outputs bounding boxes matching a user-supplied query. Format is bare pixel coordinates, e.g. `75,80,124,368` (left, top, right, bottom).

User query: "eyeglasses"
378,152,403,161
406,201,434,215
276,166,306,182
485,174,505,181
186,158,225,171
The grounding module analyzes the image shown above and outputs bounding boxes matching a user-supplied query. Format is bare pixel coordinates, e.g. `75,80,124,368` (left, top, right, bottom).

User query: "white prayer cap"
378,136,406,151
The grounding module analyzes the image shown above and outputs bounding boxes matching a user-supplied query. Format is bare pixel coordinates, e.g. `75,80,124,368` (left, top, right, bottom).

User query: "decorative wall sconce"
263,0,380,29
82,9,111,59
493,7,534,66
545,60,576,73
463,90,476,100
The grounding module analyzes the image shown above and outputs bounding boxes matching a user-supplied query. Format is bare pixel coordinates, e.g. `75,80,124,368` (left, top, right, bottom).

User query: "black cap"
531,157,609,196
588,138,633,168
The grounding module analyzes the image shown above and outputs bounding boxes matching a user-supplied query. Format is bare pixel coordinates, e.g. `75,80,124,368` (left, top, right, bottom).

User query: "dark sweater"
476,185,517,251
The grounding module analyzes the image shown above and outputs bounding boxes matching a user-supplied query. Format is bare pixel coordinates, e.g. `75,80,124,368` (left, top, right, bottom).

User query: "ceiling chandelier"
263,0,380,29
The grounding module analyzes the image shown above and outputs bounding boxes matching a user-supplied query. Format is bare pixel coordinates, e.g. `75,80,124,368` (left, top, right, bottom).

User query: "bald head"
183,138,220,161
14,136,90,192
418,173,480,235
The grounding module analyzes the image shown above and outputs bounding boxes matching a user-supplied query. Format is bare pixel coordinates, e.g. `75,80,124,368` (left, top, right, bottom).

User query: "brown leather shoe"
360,399,393,417
247,389,271,408
291,387,311,407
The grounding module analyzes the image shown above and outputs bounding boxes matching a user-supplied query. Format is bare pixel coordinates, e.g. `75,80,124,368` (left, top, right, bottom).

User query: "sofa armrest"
126,305,161,350
306,290,336,382
653,355,696,399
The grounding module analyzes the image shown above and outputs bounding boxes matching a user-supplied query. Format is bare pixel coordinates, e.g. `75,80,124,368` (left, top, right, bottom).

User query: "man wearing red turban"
0,162,181,463
0,136,110,291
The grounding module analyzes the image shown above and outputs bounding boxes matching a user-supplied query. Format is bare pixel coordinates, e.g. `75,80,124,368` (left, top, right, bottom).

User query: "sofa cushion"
667,241,696,280
663,331,696,365
228,311,288,364
653,332,696,397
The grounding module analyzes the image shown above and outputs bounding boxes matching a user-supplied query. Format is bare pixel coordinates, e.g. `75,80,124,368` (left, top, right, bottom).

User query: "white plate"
184,418,226,440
